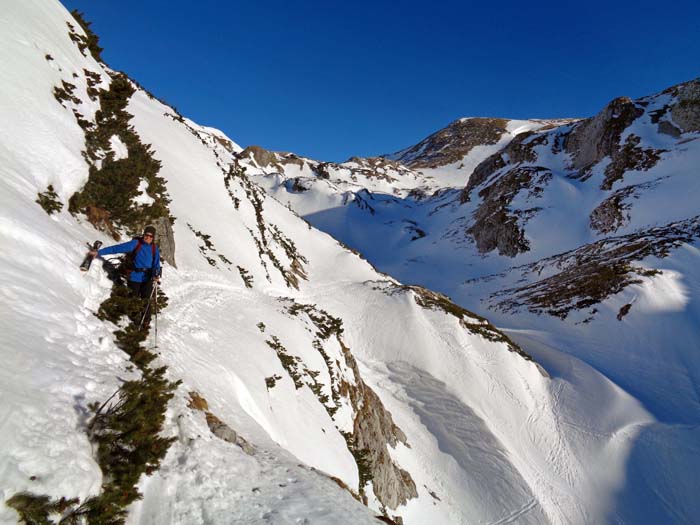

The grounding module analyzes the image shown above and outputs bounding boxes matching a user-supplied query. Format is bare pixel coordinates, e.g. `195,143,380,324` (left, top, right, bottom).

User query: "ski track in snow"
386,362,547,524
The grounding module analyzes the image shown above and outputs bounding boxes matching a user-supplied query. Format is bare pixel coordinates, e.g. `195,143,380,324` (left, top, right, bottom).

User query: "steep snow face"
1,2,697,525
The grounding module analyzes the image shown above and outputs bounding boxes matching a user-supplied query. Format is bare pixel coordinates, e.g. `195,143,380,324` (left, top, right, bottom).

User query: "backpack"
121,237,157,279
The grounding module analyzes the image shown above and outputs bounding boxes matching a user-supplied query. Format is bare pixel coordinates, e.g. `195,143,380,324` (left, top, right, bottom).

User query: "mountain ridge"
1,1,698,524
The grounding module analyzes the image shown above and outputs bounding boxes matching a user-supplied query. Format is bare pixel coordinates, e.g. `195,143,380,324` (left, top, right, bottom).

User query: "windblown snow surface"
1,1,698,524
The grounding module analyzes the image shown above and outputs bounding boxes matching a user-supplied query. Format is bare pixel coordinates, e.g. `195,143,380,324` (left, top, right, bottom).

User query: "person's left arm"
92,239,137,257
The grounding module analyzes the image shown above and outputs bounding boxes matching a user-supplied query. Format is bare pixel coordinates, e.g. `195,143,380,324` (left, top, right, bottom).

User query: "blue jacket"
98,238,161,282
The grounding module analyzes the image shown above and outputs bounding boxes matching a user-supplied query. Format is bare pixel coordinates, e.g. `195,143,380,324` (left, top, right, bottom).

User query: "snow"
2,1,699,524
632,269,690,312
127,392,378,525
233,73,700,525
132,179,155,206
0,2,375,522
109,134,128,160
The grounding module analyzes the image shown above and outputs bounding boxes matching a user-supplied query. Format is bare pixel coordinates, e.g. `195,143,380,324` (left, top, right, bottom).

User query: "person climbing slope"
90,225,162,298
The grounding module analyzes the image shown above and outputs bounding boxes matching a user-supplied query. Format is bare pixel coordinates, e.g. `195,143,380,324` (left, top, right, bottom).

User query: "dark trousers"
128,279,153,299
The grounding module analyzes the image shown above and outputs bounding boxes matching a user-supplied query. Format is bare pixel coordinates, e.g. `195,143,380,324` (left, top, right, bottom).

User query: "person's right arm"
94,239,138,257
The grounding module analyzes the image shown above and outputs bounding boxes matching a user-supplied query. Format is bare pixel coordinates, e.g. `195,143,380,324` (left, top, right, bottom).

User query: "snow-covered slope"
237,79,700,523
241,118,575,219
385,117,576,188
1,1,698,524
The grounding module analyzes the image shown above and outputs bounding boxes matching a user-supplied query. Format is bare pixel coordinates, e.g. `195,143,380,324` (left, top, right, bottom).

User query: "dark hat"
143,225,156,236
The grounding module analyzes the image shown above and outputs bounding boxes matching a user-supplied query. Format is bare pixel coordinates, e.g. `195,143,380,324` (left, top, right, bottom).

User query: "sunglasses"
144,233,154,238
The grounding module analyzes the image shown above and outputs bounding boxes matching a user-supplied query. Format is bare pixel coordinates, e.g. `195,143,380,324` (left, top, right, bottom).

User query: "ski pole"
154,279,159,349
138,284,157,331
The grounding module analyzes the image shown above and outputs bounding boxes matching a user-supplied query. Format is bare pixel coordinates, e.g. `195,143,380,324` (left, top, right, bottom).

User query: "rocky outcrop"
491,215,700,318
589,177,667,234
658,119,681,137
153,216,176,267
456,91,667,257
286,303,418,511
342,346,418,509
600,134,663,191
188,392,254,455
387,117,509,169
670,78,700,133
237,146,309,173
452,130,552,257
343,156,409,182
460,130,544,203
467,166,550,257
589,193,628,234
239,145,280,169
564,97,644,179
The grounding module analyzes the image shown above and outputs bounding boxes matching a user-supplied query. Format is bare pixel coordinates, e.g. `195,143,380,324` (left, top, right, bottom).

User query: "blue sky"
61,0,700,162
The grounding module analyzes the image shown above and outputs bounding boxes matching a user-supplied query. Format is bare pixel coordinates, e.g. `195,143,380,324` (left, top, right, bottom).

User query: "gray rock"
565,97,644,176
467,166,551,257
236,436,255,456
205,412,255,455
153,216,176,268
352,386,418,509
208,417,238,443
341,349,418,510
658,120,681,138
670,79,700,133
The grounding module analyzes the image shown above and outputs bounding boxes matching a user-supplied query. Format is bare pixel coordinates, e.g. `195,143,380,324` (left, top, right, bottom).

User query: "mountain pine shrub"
36,185,62,215
68,72,173,236
8,278,177,524
69,11,103,62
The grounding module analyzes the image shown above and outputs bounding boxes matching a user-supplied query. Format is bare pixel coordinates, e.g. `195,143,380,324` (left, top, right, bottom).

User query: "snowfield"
1,1,699,524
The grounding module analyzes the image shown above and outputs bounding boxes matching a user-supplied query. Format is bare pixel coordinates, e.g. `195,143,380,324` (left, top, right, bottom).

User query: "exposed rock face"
670,78,700,133
153,216,176,267
457,130,551,257
239,145,280,169
590,177,666,234
456,89,671,258
341,346,418,509
491,216,700,318
343,156,411,182
460,131,544,203
600,134,663,191
565,97,644,178
589,193,628,234
237,146,308,173
467,166,550,257
443,126,552,257
657,119,681,137
387,117,509,169
286,303,418,510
